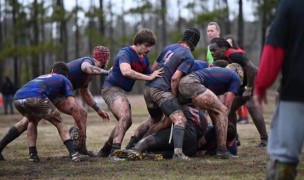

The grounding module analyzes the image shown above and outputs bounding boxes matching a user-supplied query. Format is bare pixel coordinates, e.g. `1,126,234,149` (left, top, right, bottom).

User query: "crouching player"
12,62,88,162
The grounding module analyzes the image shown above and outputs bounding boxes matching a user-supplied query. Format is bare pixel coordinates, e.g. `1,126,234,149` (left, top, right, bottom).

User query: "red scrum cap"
92,46,110,67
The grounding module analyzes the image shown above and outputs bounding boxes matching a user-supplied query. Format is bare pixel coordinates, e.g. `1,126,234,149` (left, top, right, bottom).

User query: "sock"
64,139,76,154
29,146,37,155
110,143,121,153
172,125,185,149
125,136,139,149
0,126,21,152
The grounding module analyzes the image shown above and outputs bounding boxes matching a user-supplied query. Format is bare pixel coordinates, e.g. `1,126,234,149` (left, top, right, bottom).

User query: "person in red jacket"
209,37,268,147
254,0,304,179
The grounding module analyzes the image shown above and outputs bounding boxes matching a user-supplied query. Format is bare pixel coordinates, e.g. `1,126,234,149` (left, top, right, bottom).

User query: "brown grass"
0,93,303,180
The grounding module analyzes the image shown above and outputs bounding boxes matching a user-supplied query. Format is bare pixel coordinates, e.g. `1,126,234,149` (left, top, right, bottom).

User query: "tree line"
0,0,279,94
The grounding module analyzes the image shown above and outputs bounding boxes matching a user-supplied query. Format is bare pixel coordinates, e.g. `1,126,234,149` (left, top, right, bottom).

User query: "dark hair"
182,27,201,51
50,62,69,77
224,34,240,49
210,37,232,49
133,28,156,46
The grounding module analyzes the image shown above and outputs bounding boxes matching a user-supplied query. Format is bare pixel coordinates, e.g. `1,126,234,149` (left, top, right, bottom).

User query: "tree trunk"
238,0,244,48
160,0,167,48
12,0,19,87
74,0,80,58
32,0,40,78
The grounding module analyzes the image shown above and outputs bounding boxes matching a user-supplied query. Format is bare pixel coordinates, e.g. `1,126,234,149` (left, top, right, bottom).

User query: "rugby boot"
172,152,191,161
70,152,89,162
215,149,238,159
142,153,163,161
111,149,142,161
256,139,267,148
28,153,40,163
266,160,297,180
77,145,95,157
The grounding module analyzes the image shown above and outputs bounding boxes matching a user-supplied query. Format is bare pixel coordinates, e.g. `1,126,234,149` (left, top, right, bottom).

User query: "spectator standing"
254,0,304,179
1,77,15,114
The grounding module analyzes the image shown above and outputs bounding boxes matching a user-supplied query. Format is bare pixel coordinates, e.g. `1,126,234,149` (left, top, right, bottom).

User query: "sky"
64,0,256,22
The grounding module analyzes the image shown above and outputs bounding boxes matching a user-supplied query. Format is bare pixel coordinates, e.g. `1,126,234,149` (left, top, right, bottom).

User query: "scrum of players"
0,25,266,162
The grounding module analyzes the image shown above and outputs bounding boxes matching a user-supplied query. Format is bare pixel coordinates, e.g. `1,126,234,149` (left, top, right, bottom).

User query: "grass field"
0,93,303,179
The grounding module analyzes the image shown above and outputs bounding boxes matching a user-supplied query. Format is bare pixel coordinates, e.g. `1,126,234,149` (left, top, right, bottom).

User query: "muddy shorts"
52,96,66,105
144,87,174,109
13,97,61,122
144,87,182,118
179,75,207,99
101,86,128,106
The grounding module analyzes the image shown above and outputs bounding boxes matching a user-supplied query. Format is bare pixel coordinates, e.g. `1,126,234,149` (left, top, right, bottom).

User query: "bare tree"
238,0,244,48
31,0,40,78
56,0,68,61
160,0,167,48
74,0,80,58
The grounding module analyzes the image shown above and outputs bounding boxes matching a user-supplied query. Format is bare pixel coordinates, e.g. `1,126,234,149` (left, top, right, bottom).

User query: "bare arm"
244,61,257,88
79,88,110,122
120,62,163,81
81,61,109,75
171,70,184,96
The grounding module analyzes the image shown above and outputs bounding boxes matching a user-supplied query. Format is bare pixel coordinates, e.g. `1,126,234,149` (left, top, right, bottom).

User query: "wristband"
92,103,100,112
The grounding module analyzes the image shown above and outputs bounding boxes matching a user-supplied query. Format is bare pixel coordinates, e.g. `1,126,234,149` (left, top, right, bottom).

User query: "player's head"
92,45,110,69
133,28,156,46
182,27,201,51
226,63,244,85
50,61,69,77
209,37,232,60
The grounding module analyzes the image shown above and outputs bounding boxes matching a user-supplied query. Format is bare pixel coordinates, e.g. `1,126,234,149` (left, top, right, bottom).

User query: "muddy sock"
64,139,76,154
0,126,21,152
29,146,38,155
172,125,185,149
110,143,121,153
125,136,139,150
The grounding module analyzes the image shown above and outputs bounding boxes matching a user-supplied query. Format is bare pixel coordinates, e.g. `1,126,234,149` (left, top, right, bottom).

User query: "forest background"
0,0,280,94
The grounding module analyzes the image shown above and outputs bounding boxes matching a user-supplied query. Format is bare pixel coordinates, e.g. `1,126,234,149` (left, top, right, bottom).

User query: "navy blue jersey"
104,46,152,92
192,60,210,71
14,74,74,100
146,43,194,91
183,105,208,139
192,67,241,95
67,57,95,89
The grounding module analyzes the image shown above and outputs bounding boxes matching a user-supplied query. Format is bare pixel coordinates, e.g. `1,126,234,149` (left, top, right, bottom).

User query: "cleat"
142,153,163,161
215,150,238,159
28,153,40,163
71,152,89,162
111,149,142,161
172,152,191,161
256,140,267,148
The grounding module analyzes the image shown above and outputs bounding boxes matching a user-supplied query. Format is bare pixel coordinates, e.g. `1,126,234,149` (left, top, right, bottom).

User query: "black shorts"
148,121,198,157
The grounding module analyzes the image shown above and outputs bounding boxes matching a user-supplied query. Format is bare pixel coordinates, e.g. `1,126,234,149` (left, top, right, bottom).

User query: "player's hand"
97,109,110,122
242,87,253,100
149,68,163,80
